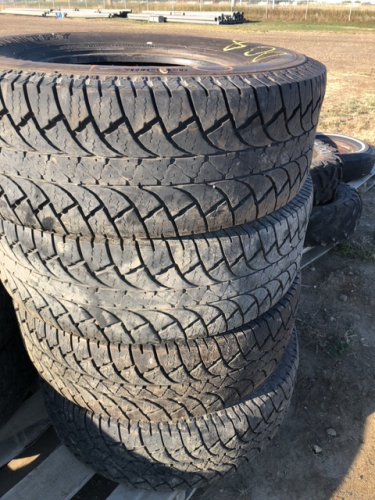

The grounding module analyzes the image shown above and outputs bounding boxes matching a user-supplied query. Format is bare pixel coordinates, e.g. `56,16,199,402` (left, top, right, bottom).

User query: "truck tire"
1,259,299,344
0,283,36,426
0,177,312,290
310,139,342,205
305,183,362,247
40,329,298,491
17,277,300,420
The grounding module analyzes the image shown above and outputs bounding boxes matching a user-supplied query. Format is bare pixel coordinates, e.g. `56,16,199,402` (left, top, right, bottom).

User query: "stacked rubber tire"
0,33,326,490
306,135,364,247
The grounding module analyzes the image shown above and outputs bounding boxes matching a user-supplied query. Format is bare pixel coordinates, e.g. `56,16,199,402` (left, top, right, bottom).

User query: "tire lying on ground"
305,183,362,247
0,33,325,237
0,284,36,426
316,133,375,182
310,139,342,205
17,275,300,421
40,330,299,491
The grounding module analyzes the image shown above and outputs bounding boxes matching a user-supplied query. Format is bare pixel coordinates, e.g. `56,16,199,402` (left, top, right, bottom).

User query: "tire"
0,134,314,186
0,34,325,159
0,177,312,291
0,34,325,237
17,276,300,421
0,283,21,350
0,156,309,239
305,183,362,247
40,329,299,491
310,139,342,205
316,133,375,182
0,334,36,426
1,258,299,344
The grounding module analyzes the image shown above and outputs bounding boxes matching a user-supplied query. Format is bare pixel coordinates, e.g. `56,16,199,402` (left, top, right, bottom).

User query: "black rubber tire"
316,133,375,182
1,256,299,344
0,34,325,237
305,183,362,247
40,330,299,491
0,283,21,350
0,34,325,159
17,277,300,421
0,177,312,291
310,139,342,205
0,134,314,186
0,157,309,239
0,283,36,426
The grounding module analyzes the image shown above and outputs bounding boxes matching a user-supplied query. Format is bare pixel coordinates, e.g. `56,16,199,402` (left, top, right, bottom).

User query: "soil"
192,184,375,500
0,16,375,500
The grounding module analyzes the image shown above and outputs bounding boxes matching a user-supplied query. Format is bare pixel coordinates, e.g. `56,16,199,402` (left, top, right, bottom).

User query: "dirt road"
0,16,374,500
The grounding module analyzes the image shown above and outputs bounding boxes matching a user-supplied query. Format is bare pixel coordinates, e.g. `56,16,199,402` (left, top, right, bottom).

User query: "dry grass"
319,91,375,145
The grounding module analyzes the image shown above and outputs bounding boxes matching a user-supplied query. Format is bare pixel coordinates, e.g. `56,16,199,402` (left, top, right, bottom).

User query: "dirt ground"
192,185,375,500
0,16,375,500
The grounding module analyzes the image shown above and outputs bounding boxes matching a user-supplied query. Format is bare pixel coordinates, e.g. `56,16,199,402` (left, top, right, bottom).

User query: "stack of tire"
0,33,326,490
306,133,370,247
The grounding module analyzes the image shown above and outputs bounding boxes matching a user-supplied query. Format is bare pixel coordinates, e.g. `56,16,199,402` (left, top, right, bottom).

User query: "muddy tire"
0,34,325,236
316,133,375,182
305,183,362,247
310,139,342,205
40,330,299,491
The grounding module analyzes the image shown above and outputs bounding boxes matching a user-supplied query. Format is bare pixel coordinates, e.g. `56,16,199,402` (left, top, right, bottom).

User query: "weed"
334,239,375,262
325,331,354,357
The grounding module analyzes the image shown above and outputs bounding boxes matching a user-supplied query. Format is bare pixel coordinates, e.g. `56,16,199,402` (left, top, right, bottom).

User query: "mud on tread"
40,331,299,491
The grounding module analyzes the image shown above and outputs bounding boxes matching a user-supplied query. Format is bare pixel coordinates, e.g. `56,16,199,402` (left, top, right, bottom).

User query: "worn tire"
305,183,362,247
17,277,300,421
2,257,298,343
0,34,325,236
41,330,299,491
310,139,342,205
316,133,375,182
0,157,309,240
0,34,325,159
0,177,312,291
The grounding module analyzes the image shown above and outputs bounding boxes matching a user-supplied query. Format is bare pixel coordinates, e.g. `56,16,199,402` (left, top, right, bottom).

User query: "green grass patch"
334,238,375,262
325,332,353,357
